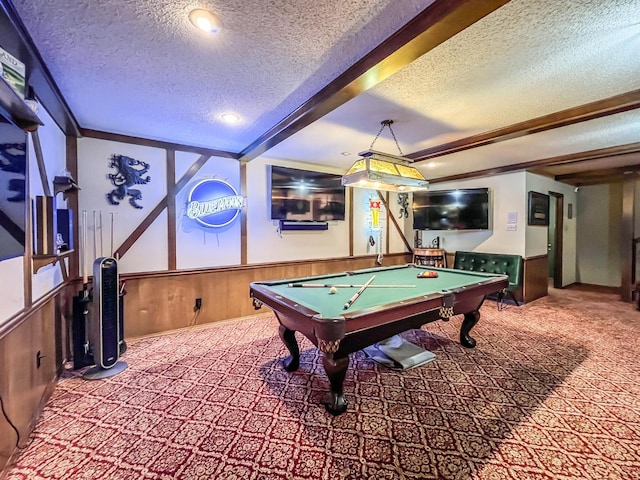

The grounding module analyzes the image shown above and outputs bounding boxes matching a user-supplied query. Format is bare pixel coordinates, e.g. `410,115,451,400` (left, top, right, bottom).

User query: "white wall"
76,140,247,273
352,188,409,258
0,100,67,325
0,257,24,322
246,156,350,264
576,183,621,287
412,171,578,286
525,173,577,286
246,156,411,265
175,151,241,269
77,138,167,274
414,172,527,255
29,102,68,301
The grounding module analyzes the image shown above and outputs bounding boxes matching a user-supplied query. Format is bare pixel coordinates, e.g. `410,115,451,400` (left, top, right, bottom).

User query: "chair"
452,251,523,310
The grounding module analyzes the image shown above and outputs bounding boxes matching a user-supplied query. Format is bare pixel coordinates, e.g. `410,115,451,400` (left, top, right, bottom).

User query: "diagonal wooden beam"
30,129,51,196
239,0,511,162
166,150,176,270
409,89,640,162
376,190,413,254
240,162,247,265
113,154,210,260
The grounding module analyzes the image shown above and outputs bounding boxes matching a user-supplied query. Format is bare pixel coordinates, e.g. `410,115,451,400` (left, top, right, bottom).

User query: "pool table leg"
460,310,480,348
322,354,349,415
278,325,300,372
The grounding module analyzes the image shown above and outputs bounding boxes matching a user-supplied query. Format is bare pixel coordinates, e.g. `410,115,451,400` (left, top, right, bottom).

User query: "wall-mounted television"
269,165,345,221
0,114,27,260
413,188,490,231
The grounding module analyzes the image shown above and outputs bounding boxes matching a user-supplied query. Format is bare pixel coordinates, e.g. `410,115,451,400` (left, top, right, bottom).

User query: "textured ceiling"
266,0,640,183
7,0,640,185
10,0,435,151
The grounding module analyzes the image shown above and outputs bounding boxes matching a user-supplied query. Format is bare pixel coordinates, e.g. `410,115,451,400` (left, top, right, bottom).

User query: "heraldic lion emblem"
106,154,151,209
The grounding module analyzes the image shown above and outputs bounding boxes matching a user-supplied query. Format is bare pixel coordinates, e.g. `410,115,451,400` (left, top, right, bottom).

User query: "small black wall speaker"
56,208,74,250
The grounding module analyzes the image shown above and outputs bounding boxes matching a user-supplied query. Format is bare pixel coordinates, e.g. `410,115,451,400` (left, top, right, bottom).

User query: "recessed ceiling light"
220,112,240,124
189,9,222,33
341,152,352,156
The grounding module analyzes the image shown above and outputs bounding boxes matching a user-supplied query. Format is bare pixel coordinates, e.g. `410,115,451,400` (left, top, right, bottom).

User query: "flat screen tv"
0,114,27,260
269,165,345,221
413,188,490,231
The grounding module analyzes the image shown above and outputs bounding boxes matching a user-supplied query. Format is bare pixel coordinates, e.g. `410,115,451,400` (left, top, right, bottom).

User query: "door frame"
549,191,564,288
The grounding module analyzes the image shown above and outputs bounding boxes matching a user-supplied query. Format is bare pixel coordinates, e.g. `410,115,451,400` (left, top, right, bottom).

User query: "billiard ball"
417,271,438,278
330,286,338,294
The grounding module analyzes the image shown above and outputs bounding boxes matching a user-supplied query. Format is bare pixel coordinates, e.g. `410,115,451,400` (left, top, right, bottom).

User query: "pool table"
250,264,508,415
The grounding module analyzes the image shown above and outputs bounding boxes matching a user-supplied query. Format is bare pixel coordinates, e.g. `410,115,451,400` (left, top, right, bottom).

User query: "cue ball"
330,287,337,294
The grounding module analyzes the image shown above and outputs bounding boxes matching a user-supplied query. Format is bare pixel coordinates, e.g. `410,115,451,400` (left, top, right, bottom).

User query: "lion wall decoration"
398,192,409,218
106,154,151,209
0,142,26,203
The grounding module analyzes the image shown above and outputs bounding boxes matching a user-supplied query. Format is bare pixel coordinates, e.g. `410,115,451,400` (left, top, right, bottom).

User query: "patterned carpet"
5,287,640,479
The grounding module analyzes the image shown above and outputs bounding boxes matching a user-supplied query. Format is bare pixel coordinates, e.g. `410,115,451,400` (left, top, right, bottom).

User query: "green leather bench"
453,251,523,309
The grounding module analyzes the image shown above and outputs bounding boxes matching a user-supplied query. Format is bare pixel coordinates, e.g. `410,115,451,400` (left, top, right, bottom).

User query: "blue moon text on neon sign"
186,179,243,228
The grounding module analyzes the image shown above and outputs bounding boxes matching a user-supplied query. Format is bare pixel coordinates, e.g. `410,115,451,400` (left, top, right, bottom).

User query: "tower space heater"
83,257,127,380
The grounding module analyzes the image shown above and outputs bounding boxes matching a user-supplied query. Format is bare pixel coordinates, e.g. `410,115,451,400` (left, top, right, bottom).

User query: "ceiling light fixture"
341,120,429,192
220,112,240,124
189,9,222,33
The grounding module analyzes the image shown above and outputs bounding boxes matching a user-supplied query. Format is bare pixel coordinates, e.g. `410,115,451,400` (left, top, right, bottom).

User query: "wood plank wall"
119,253,412,338
523,255,549,303
0,295,62,473
0,253,411,473
107,252,549,340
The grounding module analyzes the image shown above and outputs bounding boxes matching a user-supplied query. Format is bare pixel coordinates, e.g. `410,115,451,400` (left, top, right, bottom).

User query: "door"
549,192,564,288
548,197,556,278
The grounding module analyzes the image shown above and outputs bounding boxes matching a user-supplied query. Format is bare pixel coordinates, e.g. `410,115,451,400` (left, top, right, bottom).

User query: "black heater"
83,257,128,379
71,288,93,370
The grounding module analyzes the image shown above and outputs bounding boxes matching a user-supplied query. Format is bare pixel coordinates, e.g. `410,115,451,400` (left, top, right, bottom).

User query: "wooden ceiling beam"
409,88,640,163
80,129,239,160
238,0,511,162
429,142,640,184
554,164,640,183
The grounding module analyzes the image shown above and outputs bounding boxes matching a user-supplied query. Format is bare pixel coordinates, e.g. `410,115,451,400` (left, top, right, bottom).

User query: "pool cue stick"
80,210,90,355
288,283,414,288
110,212,115,257
99,210,103,257
81,210,88,285
344,275,375,310
92,210,97,261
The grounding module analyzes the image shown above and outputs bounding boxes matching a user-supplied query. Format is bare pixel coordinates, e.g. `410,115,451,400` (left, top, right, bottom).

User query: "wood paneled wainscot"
0,254,411,474
0,289,67,473
523,254,549,303
120,253,412,338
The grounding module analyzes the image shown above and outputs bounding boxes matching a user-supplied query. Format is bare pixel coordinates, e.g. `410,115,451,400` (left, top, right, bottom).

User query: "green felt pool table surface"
259,264,506,318
249,263,509,414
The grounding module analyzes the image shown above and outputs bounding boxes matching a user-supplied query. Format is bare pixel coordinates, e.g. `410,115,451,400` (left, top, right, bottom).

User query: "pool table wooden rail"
250,266,508,415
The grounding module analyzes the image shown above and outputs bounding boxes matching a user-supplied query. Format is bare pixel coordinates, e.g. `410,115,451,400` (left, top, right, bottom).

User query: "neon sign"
186,178,243,228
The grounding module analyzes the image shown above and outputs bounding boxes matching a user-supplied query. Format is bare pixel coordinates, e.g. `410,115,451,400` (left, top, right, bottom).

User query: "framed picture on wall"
528,191,549,226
